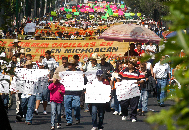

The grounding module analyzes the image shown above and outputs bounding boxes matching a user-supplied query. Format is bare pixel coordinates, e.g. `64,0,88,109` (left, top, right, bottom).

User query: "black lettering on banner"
75,49,81,53
64,49,72,53
100,48,106,52
80,48,88,53
72,49,75,53
51,49,55,53
55,49,61,53
26,48,31,52
88,48,93,53
94,48,99,52
106,47,112,52
112,47,118,52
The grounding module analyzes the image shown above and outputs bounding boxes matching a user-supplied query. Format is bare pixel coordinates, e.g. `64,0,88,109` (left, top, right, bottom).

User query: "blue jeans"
51,101,61,127
21,95,36,123
113,90,121,112
138,89,148,111
157,79,167,105
64,95,80,123
91,103,105,129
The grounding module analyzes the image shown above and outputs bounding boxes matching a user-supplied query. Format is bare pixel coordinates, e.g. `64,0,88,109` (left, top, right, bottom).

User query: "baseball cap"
96,70,103,76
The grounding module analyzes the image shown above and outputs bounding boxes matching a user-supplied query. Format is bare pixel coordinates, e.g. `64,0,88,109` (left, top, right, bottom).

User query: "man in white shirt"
153,56,171,107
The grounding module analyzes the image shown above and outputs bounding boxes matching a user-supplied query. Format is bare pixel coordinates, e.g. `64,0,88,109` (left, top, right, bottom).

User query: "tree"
146,0,189,129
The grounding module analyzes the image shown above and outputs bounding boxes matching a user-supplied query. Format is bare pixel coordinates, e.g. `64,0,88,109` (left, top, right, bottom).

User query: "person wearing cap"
117,58,145,122
48,75,65,130
100,54,113,112
91,70,108,130
100,54,113,83
64,59,82,126
8,39,21,59
124,43,139,57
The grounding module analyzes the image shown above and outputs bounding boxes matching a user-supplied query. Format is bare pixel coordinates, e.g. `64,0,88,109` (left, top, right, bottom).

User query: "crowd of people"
0,37,174,130
0,2,168,41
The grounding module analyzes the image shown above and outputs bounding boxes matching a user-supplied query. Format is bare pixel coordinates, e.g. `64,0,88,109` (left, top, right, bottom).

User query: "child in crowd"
48,75,65,130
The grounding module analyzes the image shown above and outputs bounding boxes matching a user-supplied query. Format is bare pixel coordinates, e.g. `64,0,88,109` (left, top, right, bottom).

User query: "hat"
100,54,107,60
96,70,103,76
89,53,100,60
13,39,19,43
68,59,76,64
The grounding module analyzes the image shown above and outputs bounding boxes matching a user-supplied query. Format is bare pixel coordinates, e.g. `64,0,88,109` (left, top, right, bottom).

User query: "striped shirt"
118,67,145,81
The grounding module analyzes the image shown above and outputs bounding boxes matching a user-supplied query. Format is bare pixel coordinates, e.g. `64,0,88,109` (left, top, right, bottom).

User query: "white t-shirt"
145,45,156,59
153,61,171,78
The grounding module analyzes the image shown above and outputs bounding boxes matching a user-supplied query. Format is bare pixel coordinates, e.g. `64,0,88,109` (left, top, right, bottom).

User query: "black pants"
120,96,139,120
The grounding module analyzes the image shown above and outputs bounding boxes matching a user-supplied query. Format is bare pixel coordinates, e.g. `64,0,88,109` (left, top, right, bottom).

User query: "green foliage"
146,0,189,130
125,0,170,18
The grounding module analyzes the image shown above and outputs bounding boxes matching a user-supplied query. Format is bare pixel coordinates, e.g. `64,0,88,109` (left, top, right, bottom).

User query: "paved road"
8,94,174,130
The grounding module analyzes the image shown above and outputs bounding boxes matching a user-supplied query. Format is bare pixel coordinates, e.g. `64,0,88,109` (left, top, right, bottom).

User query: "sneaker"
34,109,38,115
66,123,72,126
43,111,47,115
57,123,61,129
75,120,80,124
132,119,137,122
119,112,122,116
91,127,98,130
122,116,127,120
51,126,55,130
113,111,118,115
27,122,32,125
84,110,89,112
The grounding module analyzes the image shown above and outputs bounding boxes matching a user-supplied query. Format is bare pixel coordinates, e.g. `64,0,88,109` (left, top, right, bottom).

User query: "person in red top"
48,75,65,130
134,43,145,56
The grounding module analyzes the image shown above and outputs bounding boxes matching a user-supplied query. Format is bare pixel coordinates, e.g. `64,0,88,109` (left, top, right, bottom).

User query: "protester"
137,63,151,116
110,62,122,116
48,74,65,130
34,63,48,115
64,59,82,126
21,60,36,125
82,53,101,112
117,58,145,122
53,57,68,118
91,70,107,130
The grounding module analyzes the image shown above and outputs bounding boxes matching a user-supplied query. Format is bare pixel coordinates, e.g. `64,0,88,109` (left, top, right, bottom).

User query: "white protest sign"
11,69,49,94
115,80,140,101
59,71,84,91
0,74,10,93
85,80,111,103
